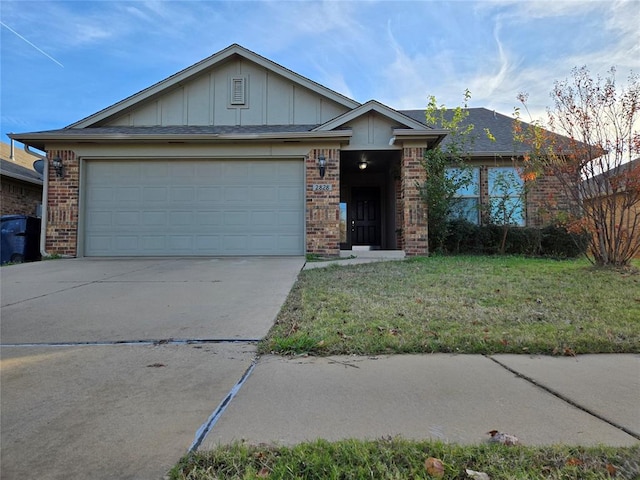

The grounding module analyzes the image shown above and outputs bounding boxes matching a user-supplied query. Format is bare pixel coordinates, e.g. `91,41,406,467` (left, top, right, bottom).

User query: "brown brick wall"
400,147,428,256
305,148,340,256
0,178,42,216
395,177,404,250
46,150,79,256
526,171,575,227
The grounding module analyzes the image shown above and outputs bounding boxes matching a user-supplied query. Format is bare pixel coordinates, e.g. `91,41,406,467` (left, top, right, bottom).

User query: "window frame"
446,166,480,225
487,166,526,226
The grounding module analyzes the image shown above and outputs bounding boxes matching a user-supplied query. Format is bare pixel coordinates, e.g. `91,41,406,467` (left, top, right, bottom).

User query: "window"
447,167,480,224
230,76,247,105
488,167,525,226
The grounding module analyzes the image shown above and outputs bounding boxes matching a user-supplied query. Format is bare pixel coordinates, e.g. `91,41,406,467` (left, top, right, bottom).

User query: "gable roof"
69,44,361,129
0,158,43,186
316,100,435,132
315,100,448,149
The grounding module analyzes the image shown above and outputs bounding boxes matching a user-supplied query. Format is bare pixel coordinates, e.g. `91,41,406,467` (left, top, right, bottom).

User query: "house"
584,158,640,259
9,44,565,258
0,141,43,216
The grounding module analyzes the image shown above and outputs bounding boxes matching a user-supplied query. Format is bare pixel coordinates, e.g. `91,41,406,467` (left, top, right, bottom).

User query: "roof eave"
0,170,43,185
9,130,353,151
392,128,449,148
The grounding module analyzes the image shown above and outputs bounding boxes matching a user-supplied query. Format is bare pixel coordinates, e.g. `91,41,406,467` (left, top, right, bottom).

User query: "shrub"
443,221,587,257
540,225,589,258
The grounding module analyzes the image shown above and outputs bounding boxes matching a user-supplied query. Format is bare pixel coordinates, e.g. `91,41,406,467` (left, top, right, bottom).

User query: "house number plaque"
312,184,333,192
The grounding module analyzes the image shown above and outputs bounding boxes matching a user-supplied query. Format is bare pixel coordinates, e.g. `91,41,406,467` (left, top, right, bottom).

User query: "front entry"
350,187,381,247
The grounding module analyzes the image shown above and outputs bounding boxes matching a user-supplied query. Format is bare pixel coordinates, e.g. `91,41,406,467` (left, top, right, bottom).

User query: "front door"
351,187,381,246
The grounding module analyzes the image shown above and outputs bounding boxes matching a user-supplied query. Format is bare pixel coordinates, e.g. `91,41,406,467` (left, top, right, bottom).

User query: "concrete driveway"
0,257,304,480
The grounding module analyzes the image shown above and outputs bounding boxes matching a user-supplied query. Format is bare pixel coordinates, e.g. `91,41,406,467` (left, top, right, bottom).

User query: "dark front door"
351,187,381,246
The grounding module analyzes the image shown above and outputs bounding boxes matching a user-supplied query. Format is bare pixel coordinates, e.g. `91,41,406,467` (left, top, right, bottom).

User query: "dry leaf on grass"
487,430,519,445
466,469,490,480
424,457,445,478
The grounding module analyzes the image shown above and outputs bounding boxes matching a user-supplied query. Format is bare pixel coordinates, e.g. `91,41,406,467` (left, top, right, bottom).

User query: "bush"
540,225,589,258
443,221,587,257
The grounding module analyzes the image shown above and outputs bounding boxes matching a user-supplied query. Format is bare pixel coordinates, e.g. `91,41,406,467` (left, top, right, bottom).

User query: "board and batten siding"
105,57,348,127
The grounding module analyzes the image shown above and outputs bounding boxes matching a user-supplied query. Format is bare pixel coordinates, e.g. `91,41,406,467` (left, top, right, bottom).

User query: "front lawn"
171,439,640,479
260,256,640,356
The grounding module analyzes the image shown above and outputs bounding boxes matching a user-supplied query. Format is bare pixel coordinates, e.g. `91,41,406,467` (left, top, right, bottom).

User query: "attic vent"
230,76,247,105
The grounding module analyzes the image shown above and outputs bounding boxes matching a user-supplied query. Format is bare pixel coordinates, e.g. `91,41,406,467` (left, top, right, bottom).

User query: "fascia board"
69,44,360,129
392,128,449,139
10,130,352,150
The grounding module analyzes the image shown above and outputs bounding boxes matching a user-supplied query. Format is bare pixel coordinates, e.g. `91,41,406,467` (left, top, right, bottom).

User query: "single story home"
584,157,640,259
0,141,43,217
10,44,566,258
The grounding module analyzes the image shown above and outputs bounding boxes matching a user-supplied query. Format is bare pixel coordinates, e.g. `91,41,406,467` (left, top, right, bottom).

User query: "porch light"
52,156,64,178
318,154,327,178
358,159,368,170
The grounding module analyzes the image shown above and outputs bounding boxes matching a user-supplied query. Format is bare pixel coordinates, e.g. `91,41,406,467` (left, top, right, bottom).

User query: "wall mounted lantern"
318,154,327,178
52,156,64,178
358,154,368,170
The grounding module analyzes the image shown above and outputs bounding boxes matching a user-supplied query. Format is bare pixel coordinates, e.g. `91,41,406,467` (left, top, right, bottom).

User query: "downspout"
24,144,50,257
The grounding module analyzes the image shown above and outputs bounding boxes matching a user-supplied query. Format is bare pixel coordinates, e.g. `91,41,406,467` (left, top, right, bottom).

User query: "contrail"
1,21,64,68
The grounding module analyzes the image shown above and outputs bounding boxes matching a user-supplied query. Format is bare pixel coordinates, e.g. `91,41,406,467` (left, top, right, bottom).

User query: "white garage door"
84,159,304,256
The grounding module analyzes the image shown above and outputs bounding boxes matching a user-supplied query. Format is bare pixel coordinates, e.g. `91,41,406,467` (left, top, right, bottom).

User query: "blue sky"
1,0,638,145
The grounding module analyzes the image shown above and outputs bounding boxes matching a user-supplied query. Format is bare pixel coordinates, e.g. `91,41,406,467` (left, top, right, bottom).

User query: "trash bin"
1,215,41,265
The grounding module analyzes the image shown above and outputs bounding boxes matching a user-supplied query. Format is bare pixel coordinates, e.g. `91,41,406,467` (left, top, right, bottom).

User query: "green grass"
170,439,640,479
261,256,640,356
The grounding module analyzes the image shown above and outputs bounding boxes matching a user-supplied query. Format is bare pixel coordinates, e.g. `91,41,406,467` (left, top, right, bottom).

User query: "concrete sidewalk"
201,353,640,448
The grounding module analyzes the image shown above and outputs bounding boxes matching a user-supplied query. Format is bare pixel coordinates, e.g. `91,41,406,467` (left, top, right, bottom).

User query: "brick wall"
0,178,42,216
400,147,428,256
305,148,340,256
526,171,575,227
45,150,79,256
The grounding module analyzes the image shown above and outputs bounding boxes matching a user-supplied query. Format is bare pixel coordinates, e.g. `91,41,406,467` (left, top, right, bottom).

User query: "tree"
422,90,494,253
485,167,527,254
516,66,640,267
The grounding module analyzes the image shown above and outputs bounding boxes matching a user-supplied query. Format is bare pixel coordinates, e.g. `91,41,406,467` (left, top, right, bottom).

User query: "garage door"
84,159,304,256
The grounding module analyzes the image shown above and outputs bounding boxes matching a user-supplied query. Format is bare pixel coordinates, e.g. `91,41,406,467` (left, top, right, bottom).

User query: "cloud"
2,0,638,141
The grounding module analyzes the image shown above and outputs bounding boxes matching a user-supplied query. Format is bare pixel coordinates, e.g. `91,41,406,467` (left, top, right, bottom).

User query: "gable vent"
230,76,246,105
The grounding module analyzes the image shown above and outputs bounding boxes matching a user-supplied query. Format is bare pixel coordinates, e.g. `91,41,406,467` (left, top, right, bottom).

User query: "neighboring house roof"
582,157,640,198
0,141,42,170
0,158,43,186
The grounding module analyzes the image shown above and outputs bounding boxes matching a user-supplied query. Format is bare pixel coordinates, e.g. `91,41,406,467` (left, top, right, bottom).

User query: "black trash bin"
1,215,41,265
